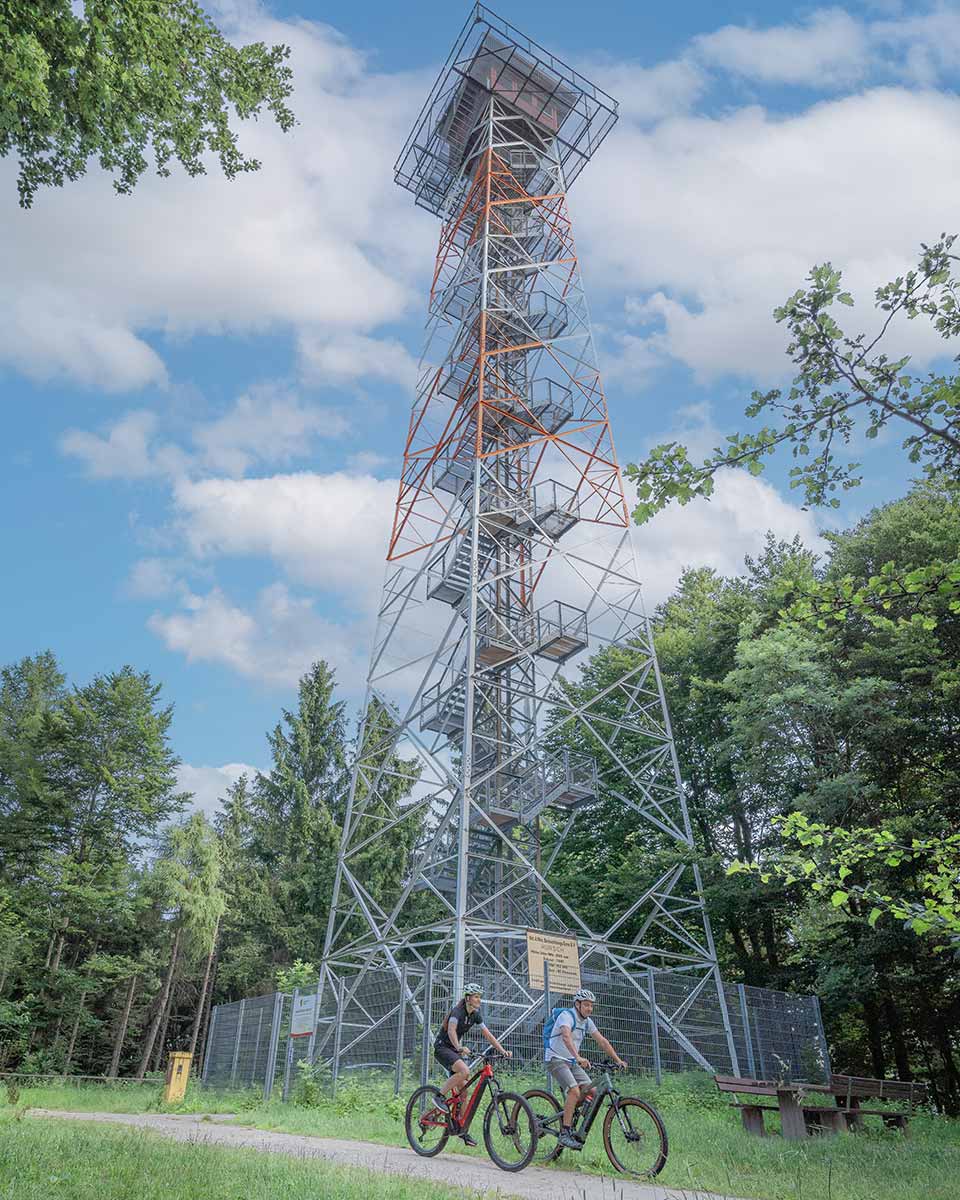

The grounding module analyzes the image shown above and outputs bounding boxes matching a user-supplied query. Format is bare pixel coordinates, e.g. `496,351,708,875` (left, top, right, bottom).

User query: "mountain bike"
405,1047,538,1172
523,1060,668,1177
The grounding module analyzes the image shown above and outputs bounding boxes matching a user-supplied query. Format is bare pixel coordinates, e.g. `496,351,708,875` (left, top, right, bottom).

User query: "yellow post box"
163,1051,192,1103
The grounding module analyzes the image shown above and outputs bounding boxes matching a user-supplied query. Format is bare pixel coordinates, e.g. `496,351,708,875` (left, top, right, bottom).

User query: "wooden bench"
715,1074,927,1139
829,1074,928,1131
715,1075,833,1138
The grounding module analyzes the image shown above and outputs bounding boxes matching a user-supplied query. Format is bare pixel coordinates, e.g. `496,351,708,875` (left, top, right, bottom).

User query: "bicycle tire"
405,1085,450,1158
521,1088,564,1163
602,1095,668,1177
483,1090,538,1172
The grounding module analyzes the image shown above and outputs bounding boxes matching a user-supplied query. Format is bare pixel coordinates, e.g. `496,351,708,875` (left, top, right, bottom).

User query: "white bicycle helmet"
463,982,484,997
574,987,596,1002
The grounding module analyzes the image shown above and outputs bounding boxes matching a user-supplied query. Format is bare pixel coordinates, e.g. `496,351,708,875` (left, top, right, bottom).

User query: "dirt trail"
28,1109,741,1200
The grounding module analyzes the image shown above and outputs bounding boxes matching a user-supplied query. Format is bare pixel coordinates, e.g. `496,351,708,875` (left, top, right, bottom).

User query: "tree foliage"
730,815,960,951
0,655,421,1078
550,483,960,1109
627,236,960,520
1,1,295,207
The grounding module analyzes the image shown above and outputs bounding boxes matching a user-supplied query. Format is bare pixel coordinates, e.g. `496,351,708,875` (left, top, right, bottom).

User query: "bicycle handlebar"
465,1046,511,1063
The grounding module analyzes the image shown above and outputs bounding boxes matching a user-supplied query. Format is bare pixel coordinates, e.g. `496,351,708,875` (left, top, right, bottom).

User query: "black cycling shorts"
434,1043,464,1073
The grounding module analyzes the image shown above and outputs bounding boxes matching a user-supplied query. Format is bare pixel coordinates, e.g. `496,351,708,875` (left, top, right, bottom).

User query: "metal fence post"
395,964,409,1096
251,1006,264,1088
262,991,284,1101
812,994,829,1081
646,969,662,1086
543,960,553,1097
420,959,434,1088
738,984,756,1079
201,1004,218,1086
229,1000,245,1088
281,988,299,1102
331,976,346,1099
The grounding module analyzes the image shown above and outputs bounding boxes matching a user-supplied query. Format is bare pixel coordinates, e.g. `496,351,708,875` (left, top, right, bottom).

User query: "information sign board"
526,929,581,993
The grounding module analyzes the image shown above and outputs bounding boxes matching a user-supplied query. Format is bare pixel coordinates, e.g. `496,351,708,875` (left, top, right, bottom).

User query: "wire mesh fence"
203,962,829,1100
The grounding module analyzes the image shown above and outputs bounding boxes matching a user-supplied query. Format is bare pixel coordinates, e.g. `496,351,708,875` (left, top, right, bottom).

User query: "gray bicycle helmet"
463,981,484,997
574,987,596,1002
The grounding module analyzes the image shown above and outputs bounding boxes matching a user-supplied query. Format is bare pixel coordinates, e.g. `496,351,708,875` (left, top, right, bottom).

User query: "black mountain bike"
523,1060,668,1177
405,1047,538,1172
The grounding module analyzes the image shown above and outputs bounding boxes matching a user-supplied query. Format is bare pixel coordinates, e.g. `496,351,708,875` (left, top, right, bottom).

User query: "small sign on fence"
526,929,581,993
290,992,318,1037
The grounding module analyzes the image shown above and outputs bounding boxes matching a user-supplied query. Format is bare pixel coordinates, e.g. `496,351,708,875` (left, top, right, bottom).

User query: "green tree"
137,811,223,1077
214,663,347,998
275,959,316,993
1,1,295,208
0,651,66,879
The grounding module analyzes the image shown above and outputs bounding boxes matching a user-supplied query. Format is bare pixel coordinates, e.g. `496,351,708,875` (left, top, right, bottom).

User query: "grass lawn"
0,1110,463,1200
9,1071,960,1200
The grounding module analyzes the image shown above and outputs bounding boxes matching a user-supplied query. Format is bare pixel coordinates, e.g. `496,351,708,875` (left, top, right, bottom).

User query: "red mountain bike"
405,1047,538,1171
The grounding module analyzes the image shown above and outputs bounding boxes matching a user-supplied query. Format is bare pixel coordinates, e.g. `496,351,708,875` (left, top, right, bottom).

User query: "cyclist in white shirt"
545,987,627,1150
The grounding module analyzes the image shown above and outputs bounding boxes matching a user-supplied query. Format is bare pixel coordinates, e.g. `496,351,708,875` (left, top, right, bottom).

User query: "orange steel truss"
388,145,627,564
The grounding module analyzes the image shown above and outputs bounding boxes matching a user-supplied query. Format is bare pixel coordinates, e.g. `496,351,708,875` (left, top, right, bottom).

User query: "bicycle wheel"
483,1090,538,1172
522,1088,564,1164
405,1085,450,1157
602,1096,668,1177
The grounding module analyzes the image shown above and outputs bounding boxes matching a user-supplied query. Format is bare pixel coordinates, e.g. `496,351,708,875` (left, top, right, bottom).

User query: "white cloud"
126,557,185,599
60,389,349,480
176,761,260,817
600,328,664,387
584,58,706,123
172,470,396,602
867,3,960,86
688,5,960,90
191,385,349,476
60,411,187,479
693,9,869,87
0,9,431,390
298,330,419,389
633,467,824,607
150,582,370,691
579,87,960,381
0,301,168,391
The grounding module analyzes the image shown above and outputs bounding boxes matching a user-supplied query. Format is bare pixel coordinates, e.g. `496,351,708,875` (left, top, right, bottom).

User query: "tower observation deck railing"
394,6,619,217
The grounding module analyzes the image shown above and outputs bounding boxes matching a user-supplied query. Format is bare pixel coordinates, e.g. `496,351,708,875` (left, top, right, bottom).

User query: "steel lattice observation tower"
321,4,742,1074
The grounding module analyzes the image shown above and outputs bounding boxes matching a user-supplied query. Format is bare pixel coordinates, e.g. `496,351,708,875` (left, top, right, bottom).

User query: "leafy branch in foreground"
781,557,960,631
626,234,960,522
729,814,960,952
1,1,295,207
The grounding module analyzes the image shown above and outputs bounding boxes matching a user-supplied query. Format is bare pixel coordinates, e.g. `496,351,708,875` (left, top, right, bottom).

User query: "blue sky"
2,1,959,813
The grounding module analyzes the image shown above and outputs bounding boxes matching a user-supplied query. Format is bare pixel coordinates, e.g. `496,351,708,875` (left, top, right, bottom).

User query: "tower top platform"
395,3,618,217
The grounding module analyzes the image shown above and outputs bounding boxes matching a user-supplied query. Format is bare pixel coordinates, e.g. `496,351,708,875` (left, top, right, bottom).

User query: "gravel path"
28,1109,741,1200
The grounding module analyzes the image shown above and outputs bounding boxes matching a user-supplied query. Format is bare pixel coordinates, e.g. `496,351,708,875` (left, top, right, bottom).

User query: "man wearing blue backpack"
544,987,628,1149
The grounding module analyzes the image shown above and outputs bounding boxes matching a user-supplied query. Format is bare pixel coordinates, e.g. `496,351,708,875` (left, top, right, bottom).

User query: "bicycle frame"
540,1067,620,1140
419,1052,504,1133
448,1056,505,1132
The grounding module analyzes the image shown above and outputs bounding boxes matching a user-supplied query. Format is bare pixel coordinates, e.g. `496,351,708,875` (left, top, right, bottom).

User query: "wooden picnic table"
714,1073,928,1140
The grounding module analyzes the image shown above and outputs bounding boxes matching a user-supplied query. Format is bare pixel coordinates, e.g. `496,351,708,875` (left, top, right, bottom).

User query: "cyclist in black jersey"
434,982,511,1146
